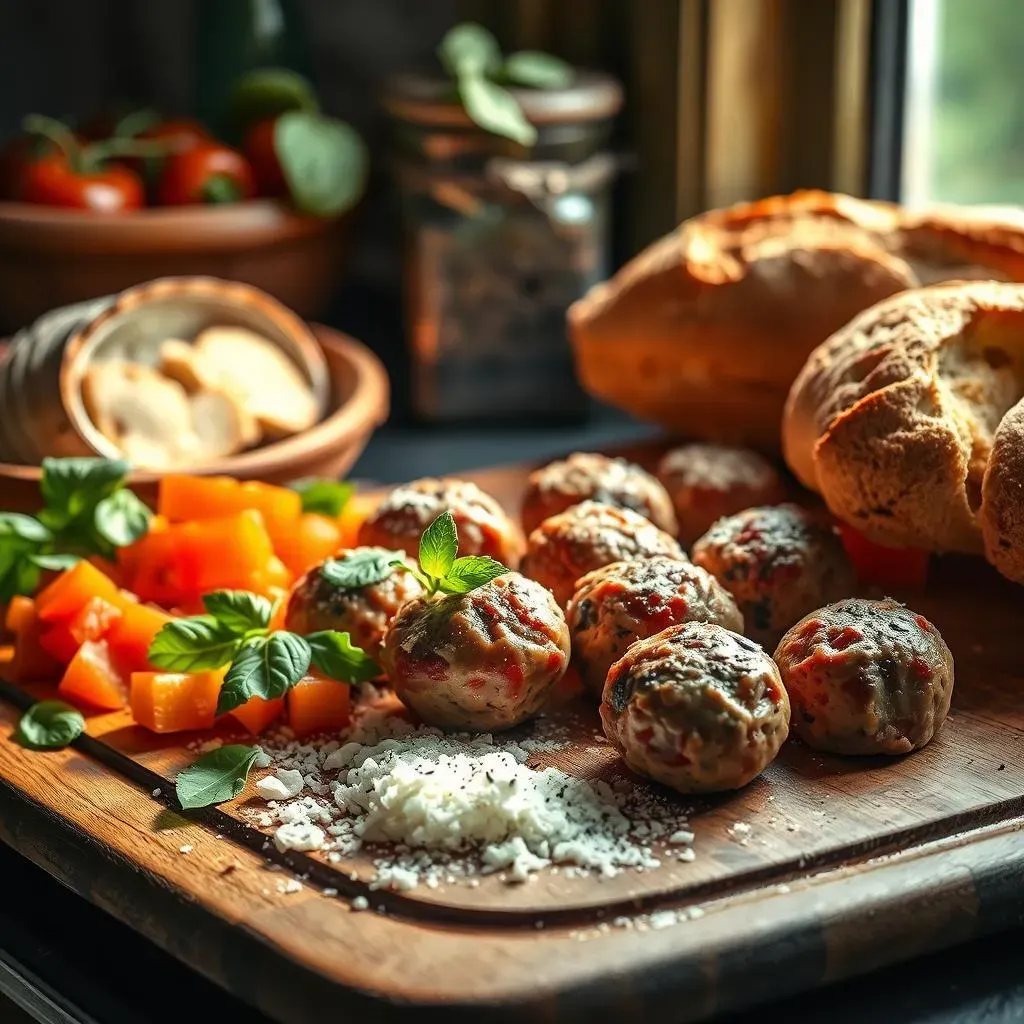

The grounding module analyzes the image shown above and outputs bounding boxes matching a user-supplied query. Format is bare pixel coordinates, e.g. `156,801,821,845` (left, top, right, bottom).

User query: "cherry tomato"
18,153,144,212
0,136,55,199
836,521,930,589
243,118,288,197
156,142,256,205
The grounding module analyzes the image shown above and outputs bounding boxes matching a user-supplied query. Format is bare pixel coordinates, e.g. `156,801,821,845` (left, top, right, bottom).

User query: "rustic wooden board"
1,441,1024,1023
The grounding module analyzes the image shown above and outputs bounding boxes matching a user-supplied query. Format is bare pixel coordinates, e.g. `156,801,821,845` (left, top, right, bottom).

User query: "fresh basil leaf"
148,617,241,672
458,73,536,147
40,458,129,524
228,67,319,130
0,558,41,603
94,489,152,548
321,549,398,590
28,552,81,572
440,555,508,594
216,632,311,715
419,511,458,582
291,478,354,517
0,513,52,545
202,590,272,634
307,630,381,684
16,700,85,750
391,559,432,593
275,110,368,218
175,744,260,809
502,51,574,89
439,22,502,77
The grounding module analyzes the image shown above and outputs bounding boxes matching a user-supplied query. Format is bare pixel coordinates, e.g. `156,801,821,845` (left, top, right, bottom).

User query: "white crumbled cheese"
277,878,303,894
351,896,370,911
257,768,305,801
179,844,193,854
152,788,162,798
253,748,273,769
274,823,326,853
668,830,695,845
322,888,338,897
677,848,696,862
649,910,679,930
370,865,419,891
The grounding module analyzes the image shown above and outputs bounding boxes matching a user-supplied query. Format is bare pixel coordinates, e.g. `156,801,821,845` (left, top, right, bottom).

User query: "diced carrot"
836,522,930,589
57,639,128,710
229,694,285,735
107,602,174,675
39,624,82,665
159,476,301,542
274,512,344,578
337,493,377,548
4,596,62,683
118,526,181,607
287,675,351,737
36,561,126,624
39,593,127,664
130,669,225,734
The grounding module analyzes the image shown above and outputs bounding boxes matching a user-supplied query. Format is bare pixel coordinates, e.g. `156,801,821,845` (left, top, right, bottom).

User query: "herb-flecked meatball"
774,598,953,755
601,621,790,793
381,572,570,731
521,501,685,608
657,443,787,545
284,548,424,662
358,478,522,567
567,557,743,696
521,452,678,537
691,504,855,647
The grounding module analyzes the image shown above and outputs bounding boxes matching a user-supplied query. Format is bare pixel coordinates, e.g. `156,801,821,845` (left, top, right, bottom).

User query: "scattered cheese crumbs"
179,844,193,854
351,896,369,911
728,822,752,846
152,788,162,798
274,823,325,853
253,748,273,769
322,888,338,897
668,830,695,845
277,878,303,894
676,848,696,863
257,768,305,801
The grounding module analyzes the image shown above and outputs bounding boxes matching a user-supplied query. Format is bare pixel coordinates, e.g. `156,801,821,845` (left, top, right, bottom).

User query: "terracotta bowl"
0,200,350,333
0,323,389,512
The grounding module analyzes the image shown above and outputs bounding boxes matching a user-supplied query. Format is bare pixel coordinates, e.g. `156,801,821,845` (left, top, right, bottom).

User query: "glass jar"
383,71,623,423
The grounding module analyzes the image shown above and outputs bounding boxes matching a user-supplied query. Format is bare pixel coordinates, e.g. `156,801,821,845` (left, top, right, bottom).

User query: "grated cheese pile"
246,705,694,891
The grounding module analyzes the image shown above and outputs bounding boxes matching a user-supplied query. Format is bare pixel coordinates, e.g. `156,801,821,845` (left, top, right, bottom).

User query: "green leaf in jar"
175,744,260,809
502,51,574,89
458,73,537,147
16,700,86,750
418,511,458,583
439,22,502,78
228,67,319,130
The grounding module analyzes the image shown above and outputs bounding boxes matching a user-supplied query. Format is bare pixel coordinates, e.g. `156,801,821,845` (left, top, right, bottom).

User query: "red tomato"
0,136,57,199
17,152,144,211
156,142,256,205
243,118,287,197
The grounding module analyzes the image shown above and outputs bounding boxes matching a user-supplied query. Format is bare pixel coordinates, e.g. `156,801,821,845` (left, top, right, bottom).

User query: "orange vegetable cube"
229,694,285,735
4,596,62,683
130,669,225,734
274,512,343,578
173,511,277,595
39,624,82,665
107,602,174,674
41,595,125,666
57,639,128,710
159,476,301,537
250,555,294,601
118,526,181,607
338,493,377,548
287,676,351,737
36,561,125,624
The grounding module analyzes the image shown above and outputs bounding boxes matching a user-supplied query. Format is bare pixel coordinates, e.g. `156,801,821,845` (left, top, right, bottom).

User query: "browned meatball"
774,598,953,755
521,452,678,536
657,443,787,546
358,478,522,567
521,501,685,608
381,572,570,731
567,557,743,696
284,548,424,662
602,622,789,793
691,504,855,647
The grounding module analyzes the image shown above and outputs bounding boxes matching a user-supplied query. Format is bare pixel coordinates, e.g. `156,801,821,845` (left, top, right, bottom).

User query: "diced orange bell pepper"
836,522,930,589
287,675,351,737
39,595,124,665
107,602,174,675
229,694,285,735
274,512,344,578
36,561,126,624
4,596,63,683
159,475,301,543
249,555,294,601
130,669,225,734
338,493,377,549
57,639,128,710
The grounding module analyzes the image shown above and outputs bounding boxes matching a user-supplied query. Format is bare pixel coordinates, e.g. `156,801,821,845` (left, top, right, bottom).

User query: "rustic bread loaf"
568,190,1024,450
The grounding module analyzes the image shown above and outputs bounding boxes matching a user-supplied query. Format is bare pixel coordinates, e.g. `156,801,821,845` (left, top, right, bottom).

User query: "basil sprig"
176,744,261,810
147,589,380,716
16,700,85,750
439,23,574,146
395,511,508,597
0,458,151,602
291,477,354,518
321,548,401,590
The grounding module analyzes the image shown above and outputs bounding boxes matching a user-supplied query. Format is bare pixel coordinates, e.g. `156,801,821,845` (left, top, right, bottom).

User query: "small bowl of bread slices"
0,276,389,510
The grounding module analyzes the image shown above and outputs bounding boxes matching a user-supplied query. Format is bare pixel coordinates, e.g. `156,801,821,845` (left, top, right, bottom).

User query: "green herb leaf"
148,617,241,672
216,632,311,715
291,478,354,517
502,51,574,89
40,458,129,526
202,590,272,635
321,549,398,590
419,511,458,582
28,552,81,572
391,559,432,593
229,67,319,130
439,555,508,594
16,700,85,750
0,559,41,604
439,22,502,77
175,744,260,809
275,110,368,218
307,630,380,684
0,513,52,545
458,72,536,147
93,489,152,549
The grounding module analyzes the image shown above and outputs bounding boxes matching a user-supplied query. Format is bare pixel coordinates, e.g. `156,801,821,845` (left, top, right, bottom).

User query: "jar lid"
382,70,623,128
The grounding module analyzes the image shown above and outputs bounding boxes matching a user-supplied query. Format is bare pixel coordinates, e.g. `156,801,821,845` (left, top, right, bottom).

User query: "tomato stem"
201,174,242,204
22,114,79,165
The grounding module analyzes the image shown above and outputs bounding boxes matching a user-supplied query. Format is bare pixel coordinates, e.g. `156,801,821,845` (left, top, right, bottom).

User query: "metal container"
383,70,623,423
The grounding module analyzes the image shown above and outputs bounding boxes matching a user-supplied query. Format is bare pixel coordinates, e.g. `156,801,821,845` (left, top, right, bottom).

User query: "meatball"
521,501,685,608
601,621,789,793
358,478,522,567
521,452,678,536
691,504,855,647
773,598,953,755
657,443,787,546
567,557,743,696
284,548,424,662
381,572,570,731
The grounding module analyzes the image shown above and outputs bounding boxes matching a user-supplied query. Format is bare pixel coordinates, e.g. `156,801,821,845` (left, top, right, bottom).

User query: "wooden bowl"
0,324,389,512
0,200,349,333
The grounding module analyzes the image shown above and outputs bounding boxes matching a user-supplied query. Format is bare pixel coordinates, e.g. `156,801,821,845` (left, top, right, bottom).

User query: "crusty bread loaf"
782,280,1024,574
569,190,1024,450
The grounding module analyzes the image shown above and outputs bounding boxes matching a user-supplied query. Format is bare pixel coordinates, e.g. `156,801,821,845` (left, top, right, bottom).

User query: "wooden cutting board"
1,441,1023,1024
